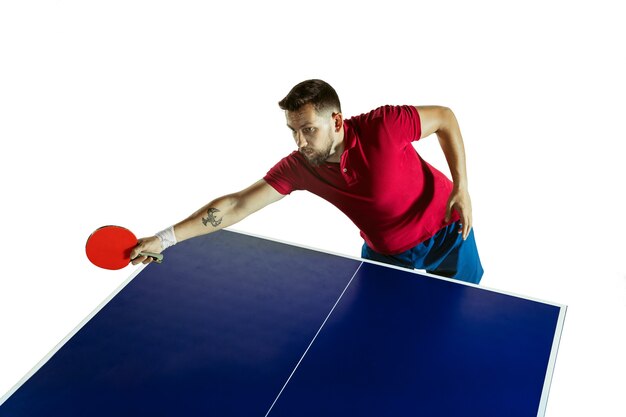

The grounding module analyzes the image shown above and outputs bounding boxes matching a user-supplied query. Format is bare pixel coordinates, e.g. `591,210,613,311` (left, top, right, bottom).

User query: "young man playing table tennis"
132,79,484,284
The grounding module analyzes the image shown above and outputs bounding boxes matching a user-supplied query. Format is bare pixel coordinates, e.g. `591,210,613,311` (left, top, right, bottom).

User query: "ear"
332,112,343,132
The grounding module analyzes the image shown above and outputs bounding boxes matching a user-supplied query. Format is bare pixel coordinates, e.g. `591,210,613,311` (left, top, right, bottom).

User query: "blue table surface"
0,230,565,417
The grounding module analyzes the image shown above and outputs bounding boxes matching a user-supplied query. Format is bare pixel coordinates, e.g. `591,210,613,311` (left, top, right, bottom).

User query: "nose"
295,132,307,148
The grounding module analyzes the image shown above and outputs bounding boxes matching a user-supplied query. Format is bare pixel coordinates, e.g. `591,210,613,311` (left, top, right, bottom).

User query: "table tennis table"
0,229,566,417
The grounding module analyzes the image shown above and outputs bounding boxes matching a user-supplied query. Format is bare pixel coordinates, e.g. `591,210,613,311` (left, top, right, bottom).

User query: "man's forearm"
172,194,247,242
171,179,284,243
436,108,468,189
131,180,283,264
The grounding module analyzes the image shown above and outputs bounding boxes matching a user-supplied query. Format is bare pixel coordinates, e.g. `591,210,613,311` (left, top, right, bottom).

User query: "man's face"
286,103,339,166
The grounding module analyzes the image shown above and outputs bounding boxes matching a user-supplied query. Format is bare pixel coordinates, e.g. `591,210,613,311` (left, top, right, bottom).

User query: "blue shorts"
361,221,484,284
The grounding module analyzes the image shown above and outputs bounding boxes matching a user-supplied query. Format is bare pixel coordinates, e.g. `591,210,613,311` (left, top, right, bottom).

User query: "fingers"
130,250,152,266
130,241,142,261
131,255,152,265
456,222,469,240
130,240,143,265
446,189,473,240
450,202,472,240
130,239,156,265
459,212,472,240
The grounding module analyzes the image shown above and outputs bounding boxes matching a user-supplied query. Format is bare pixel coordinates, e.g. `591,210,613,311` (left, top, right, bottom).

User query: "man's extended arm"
415,105,473,239
131,179,285,264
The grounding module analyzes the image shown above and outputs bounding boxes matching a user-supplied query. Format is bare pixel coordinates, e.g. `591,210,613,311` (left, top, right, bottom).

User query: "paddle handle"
138,252,164,263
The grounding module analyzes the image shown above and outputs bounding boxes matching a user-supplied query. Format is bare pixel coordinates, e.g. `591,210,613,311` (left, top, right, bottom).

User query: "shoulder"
270,150,305,171
347,105,420,141
264,151,305,195
348,105,419,126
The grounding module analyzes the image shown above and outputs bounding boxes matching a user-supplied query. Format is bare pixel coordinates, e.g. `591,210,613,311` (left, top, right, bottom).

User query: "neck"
325,128,345,163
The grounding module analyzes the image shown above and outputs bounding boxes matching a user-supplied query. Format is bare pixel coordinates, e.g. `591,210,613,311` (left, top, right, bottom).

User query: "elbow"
440,106,455,120
437,106,458,134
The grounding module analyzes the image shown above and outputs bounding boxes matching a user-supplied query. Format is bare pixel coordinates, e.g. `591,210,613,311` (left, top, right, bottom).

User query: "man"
132,79,483,284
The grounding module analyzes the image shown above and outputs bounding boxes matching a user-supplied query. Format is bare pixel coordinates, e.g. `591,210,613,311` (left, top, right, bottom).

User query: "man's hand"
130,236,163,265
445,187,472,240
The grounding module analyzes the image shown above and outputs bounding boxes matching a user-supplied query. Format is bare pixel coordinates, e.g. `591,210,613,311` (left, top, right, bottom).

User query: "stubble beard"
302,147,331,166
300,132,334,167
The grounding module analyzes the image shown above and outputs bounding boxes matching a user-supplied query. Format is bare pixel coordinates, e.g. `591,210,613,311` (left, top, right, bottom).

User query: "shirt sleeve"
406,105,422,142
357,105,422,146
386,105,421,143
263,151,302,195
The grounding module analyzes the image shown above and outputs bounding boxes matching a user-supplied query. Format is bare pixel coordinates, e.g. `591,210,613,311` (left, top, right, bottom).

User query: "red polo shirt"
264,105,459,254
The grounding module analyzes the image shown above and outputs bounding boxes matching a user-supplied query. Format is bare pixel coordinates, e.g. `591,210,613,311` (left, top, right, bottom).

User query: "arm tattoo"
202,207,223,227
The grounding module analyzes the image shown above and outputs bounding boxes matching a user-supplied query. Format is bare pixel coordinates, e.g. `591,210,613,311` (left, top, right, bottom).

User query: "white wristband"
156,226,177,250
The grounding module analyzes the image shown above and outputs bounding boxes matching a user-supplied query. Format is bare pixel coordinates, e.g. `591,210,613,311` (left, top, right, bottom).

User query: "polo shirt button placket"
341,166,357,186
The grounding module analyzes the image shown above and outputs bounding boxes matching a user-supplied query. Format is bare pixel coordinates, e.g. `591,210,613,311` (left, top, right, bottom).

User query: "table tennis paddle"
85,225,163,270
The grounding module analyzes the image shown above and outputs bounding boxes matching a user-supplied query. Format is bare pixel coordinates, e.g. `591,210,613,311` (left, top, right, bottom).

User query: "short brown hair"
278,79,341,114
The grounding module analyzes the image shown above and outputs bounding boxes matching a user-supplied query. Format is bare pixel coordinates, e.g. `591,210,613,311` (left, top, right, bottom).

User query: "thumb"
130,240,144,260
445,199,454,222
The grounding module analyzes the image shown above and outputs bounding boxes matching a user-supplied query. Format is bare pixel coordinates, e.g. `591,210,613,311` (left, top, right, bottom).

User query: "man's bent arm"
175,179,284,241
131,179,284,263
415,105,473,239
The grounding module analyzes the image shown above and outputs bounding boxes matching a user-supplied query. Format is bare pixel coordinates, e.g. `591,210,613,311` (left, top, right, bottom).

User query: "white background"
1,1,624,415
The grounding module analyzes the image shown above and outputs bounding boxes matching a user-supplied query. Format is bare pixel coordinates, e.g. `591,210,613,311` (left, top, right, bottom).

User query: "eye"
304,127,316,133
